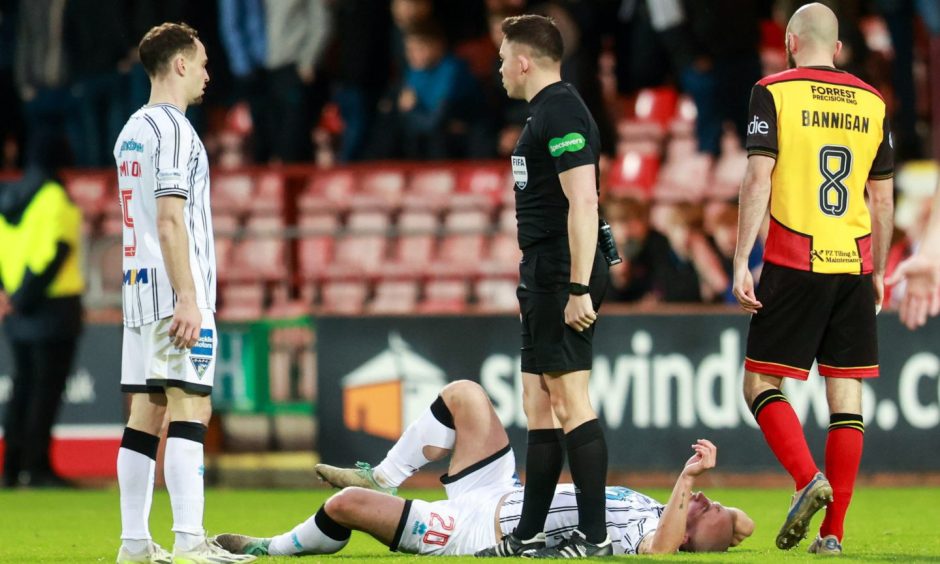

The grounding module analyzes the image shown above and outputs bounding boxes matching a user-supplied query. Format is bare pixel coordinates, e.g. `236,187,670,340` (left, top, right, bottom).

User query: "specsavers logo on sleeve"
549,132,586,157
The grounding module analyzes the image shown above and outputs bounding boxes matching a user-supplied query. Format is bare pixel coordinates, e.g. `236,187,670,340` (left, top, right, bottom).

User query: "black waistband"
439,444,512,485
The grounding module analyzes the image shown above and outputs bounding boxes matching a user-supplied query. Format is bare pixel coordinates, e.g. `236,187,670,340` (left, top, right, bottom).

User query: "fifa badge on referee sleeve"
512,156,528,189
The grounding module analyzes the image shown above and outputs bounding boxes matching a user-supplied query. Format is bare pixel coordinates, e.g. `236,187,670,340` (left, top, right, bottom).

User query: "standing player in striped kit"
113,23,254,564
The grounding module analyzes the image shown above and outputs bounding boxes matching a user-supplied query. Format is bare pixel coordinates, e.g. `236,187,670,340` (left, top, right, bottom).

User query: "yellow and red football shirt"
745,66,893,274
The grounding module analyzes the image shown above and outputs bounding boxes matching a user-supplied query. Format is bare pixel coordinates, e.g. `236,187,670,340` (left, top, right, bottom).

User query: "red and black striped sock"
820,413,864,541
750,388,819,490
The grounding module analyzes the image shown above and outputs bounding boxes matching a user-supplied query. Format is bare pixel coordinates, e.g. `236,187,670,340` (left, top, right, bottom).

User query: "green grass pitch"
0,487,938,563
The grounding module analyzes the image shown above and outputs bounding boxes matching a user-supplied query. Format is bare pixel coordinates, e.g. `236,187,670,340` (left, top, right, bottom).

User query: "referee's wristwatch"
569,282,590,296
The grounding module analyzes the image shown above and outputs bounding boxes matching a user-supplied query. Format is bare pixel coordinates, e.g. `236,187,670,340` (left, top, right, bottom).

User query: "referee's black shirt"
511,81,601,250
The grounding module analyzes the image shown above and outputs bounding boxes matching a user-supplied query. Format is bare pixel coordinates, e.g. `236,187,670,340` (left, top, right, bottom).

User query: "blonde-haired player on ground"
113,22,255,564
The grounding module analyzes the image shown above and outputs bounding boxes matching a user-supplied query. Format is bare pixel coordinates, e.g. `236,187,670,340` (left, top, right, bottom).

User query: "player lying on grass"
214,380,754,557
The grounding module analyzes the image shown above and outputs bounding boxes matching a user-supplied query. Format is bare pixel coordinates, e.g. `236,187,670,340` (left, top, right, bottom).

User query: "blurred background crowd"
0,0,938,315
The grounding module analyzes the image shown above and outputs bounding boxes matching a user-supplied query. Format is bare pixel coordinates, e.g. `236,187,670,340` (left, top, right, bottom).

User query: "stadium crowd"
0,0,937,314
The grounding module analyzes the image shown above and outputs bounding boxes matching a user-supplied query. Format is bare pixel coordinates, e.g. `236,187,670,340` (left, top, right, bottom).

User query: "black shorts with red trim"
745,262,879,380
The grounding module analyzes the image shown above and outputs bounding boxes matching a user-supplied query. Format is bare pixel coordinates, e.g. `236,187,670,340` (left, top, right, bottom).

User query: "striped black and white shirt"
113,103,216,328
498,485,665,555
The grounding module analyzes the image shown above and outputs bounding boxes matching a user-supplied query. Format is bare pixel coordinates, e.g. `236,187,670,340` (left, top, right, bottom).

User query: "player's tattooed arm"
642,440,716,554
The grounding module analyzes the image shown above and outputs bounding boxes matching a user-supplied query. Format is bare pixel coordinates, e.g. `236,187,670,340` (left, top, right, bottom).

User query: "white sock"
269,507,350,556
373,396,455,488
165,421,207,551
118,428,159,549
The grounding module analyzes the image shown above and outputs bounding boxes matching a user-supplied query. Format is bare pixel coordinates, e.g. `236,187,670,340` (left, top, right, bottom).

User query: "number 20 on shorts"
423,512,455,547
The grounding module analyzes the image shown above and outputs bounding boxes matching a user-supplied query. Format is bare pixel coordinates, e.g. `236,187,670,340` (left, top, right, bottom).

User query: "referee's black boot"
475,531,546,557
522,530,613,559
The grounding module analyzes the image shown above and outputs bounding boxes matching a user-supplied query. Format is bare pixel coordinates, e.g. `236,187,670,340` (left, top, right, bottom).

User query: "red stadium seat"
634,87,679,127
298,212,340,234
368,279,420,314
497,206,516,234
432,234,485,277
710,140,748,200
214,236,235,277
213,213,241,236
397,210,439,234
228,217,287,281
244,215,284,235
668,96,698,137
213,172,254,216
385,234,436,279
608,151,660,199
65,172,112,218
475,277,518,312
251,171,285,215
320,280,369,314
298,235,335,281
418,279,469,313
227,239,286,281
325,235,388,279
454,166,507,210
481,233,521,276
99,215,124,236
401,168,456,211
443,209,491,233
617,87,679,142
217,283,265,321
346,209,391,233
298,169,356,214
351,168,405,210
654,152,713,202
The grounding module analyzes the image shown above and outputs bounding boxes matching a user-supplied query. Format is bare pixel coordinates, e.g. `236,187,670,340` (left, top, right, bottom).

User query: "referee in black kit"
477,15,615,559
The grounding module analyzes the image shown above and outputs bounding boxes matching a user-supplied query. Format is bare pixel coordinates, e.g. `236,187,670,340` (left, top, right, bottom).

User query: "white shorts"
392,446,519,556
121,310,217,395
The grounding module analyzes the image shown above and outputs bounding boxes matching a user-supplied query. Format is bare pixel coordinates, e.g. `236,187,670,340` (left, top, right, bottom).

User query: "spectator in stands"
391,0,436,71
656,0,770,156
705,202,764,305
875,0,940,161
0,0,23,169
64,0,133,168
389,21,489,159
220,0,332,163
485,10,529,156
14,0,79,160
604,198,672,304
534,1,617,156
0,133,83,488
654,203,728,302
612,0,677,94
218,0,267,163
330,0,393,162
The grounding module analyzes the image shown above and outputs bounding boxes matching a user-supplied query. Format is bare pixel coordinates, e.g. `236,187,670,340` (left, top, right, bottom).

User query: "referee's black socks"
513,428,565,540
566,419,608,544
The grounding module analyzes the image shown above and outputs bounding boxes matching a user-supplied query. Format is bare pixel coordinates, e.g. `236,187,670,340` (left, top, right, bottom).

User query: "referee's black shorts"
517,238,608,374
745,262,879,380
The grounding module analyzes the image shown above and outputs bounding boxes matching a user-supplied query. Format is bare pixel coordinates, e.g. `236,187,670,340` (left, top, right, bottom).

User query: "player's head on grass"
785,2,842,68
498,14,562,101
138,22,209,106
680,491,740,553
